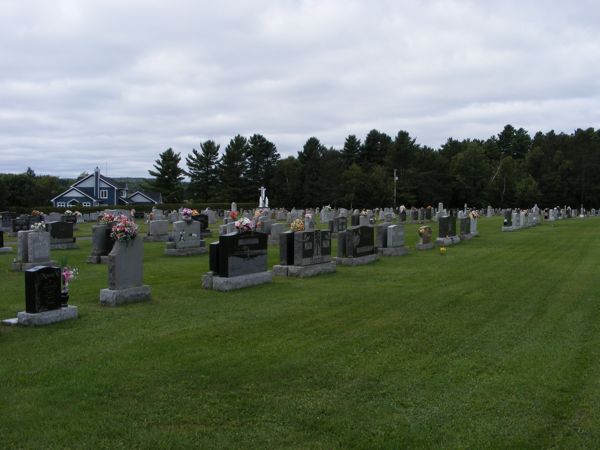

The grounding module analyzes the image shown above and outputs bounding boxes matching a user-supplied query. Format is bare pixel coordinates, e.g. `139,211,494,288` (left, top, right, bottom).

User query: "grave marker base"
202,271,272,292
143,235,169,242
378,246,408,256
164,247,207,256
99,285,151,306
0,246,12,253
416,242,434,250
273,261,337,278
10,306,78,326
334,254,379,266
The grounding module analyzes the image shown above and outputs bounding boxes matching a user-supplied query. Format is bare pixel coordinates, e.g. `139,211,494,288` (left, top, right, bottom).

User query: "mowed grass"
1,217,600,448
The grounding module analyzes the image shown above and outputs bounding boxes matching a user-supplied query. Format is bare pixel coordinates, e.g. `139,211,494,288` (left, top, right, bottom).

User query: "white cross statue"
259,186,267,208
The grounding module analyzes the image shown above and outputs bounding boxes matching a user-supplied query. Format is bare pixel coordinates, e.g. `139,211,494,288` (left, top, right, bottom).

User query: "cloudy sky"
1,0,598,177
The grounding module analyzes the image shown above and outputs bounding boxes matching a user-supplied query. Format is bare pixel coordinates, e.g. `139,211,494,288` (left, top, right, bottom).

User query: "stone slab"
416,243,434,251
1,317,19,326
0,246,13,253
12,260,55,272
15,306,78,326
203,271,273,292
273,261,337,278
378,246,408,256
501,226,514,232
164,247,207,256
334,254,379,266
459,234,473,241
99,285,151,306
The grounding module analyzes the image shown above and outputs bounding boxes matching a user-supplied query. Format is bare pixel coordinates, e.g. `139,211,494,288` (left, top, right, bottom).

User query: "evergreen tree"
246,134,280,196
297,137,326,206
341,135,361,168
146,148,185,203
359,129,392,169
186,140,221,202
219,135,249,202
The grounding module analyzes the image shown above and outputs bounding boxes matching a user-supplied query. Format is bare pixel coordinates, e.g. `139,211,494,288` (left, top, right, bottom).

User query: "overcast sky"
1,0,599,178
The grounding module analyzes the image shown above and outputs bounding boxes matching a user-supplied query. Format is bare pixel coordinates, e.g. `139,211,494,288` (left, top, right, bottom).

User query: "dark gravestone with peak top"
25,266,61,313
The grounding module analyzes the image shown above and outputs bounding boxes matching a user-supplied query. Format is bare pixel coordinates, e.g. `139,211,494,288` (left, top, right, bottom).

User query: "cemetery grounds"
1,216,600,448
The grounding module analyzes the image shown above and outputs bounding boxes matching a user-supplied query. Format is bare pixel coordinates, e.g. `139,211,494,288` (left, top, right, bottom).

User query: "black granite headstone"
342,226,375,258
449,216,457,237
320,230,331,261
438,216,450,238
425,208,432,220
213,232,268,277
63,215,77,224
25,266,61,313
351,215,360,227
279,231,295,265
46,221,73,239
0,230,3,247
400,210,407,222
504,210,512,226
12,217,30,233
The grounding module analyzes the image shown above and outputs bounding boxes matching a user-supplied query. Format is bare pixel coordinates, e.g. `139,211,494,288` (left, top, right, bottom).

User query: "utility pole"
394,169,398,207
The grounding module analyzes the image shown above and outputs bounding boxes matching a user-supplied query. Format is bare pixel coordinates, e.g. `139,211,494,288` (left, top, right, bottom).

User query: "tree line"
145,125,600,209
2,125,600,209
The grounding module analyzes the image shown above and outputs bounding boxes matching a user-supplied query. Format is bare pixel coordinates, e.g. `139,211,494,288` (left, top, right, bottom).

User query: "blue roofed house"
51,167,162,208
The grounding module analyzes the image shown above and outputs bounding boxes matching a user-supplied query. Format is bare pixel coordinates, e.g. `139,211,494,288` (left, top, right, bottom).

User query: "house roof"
102,175,126,189
128,191,162,204
50,186,97,202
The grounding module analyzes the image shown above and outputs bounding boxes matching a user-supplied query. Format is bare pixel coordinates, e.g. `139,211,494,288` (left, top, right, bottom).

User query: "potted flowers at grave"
110,215,138,243
181,208,193,222
191,209,201,221
290,218,305,232
98,212,115,225
61,261,78,307
30,221,46,232
469,210,480,220
235,217,256,234
418,225,432,244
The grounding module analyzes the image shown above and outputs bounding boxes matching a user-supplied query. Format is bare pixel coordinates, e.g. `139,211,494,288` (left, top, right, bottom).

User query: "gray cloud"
1,0,599,177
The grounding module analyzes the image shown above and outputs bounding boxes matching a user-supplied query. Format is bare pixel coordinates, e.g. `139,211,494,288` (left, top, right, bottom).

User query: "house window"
83,202,91,207
99,189,108,199
57,202,66,207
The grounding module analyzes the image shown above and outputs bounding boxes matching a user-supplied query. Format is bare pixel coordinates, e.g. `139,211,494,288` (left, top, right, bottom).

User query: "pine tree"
341,135,361,168
146,148,185,203
219,135,249,202
246,134,280,196
186,140,221,202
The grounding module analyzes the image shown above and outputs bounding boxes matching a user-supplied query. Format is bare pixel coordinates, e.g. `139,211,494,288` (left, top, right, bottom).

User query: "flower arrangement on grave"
31,210,43,216
426,205,433,209
360,209,368,217
418,225,432,237
229,210,238,220
98,213,115,224
399,205,406,213
181,208,193,221
110,214,138,242
235,217,255,233
64,210,74,216
305,212,312,220
62,265,79,293
30,221,46,232
469,210,480,220
191,209,200,217
439,246,447,255
323,205,332,212
290,218,305,232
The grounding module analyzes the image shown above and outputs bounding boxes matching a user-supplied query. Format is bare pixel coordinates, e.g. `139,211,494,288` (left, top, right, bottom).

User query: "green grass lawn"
2,217,600,448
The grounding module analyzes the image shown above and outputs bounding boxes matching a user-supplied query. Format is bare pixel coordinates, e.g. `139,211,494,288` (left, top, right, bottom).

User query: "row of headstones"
7,214,483,325
501,207,542,231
